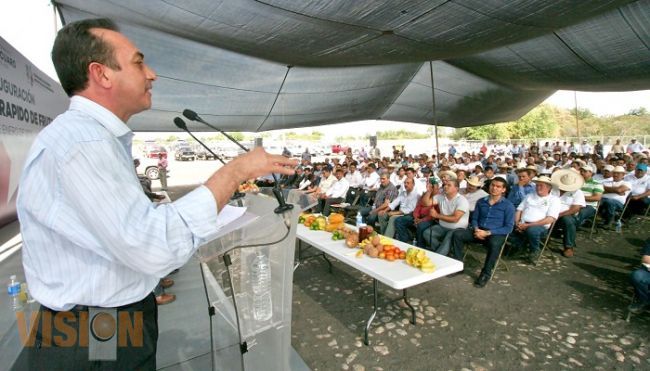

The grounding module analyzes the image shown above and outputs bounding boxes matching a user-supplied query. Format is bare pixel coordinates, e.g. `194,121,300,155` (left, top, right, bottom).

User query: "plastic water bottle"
251,251,272,322
356,211,365,227
615,220,622,233
7,275,23,311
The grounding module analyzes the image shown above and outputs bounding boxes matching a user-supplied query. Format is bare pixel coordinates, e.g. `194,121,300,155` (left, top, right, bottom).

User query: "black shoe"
473,274,490,288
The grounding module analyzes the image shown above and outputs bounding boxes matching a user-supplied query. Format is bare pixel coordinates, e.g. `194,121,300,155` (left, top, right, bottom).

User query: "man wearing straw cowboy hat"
551,169,587,257
511,175,561,264
464,176,488,212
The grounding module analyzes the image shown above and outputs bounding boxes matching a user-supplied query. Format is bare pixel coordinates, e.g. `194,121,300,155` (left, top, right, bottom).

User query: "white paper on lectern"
213,205,259,240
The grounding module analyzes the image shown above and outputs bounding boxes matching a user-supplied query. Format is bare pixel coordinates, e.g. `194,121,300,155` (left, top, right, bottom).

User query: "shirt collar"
69,96,135,160
69,96,132,138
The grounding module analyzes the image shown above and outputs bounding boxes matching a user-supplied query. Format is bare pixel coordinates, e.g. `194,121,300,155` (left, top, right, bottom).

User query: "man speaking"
16,18,296,369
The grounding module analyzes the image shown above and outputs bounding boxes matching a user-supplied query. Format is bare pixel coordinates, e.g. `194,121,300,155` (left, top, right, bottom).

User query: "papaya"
328,213,345,224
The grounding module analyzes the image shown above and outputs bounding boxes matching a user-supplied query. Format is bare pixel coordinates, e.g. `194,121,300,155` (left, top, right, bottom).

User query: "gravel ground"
166,185,650,371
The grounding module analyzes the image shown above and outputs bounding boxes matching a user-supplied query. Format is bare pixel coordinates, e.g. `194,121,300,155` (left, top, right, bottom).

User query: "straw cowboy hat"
551,169,584,192
466,176,483,188
532,175,553,185
438,170,458,180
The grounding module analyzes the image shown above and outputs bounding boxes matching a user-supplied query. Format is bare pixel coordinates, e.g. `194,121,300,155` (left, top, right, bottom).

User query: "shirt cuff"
174,185,219,240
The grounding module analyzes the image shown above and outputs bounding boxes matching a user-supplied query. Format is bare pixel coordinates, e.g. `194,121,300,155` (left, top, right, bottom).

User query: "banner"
0,37,69,227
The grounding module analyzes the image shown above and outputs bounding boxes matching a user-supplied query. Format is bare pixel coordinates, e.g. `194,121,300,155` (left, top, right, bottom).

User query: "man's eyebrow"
134,51,144,60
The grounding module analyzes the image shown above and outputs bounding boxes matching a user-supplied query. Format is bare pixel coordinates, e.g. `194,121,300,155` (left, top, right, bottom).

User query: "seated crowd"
271,141,649,309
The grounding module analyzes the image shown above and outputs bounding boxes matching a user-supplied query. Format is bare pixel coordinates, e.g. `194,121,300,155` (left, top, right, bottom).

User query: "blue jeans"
393,214,414,243
557,215,578,248
599,198,624,224
575,205,596,227
422,224,456,256
415,220,435,248
511,225,547,253
451,228,506,277
631,268,650,304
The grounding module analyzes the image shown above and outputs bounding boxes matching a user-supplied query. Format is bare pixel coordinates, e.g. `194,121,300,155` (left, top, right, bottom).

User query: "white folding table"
295,224,463,345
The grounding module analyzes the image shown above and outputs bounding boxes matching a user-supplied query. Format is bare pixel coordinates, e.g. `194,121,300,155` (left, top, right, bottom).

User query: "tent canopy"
54,0,650,132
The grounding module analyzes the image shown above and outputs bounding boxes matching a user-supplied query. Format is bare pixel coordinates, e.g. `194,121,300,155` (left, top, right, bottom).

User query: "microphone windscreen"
182,109,198,121
173,117,187,130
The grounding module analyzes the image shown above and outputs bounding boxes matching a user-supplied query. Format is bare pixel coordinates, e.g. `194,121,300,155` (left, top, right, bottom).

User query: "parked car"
143,144,167,159
194,145,217,160
175,146,196,161
135,157,167,180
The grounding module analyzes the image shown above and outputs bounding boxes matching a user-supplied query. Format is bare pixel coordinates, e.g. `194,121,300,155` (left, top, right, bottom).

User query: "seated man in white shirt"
378,178,419,238
464,176,488,212
422,179,469,256
599,166,631,229
344,162,364,204
624,163,650,217
317,168,350,216
359,163,380,206
511,176,561,264
593,164,613,183
551,169,586,258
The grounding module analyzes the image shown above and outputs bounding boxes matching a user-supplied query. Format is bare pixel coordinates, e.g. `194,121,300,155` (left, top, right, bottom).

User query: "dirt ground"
166,185,650,371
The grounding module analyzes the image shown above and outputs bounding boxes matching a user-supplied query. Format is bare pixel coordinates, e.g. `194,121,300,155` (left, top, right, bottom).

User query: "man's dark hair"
52,18,121,96
490,176,509,194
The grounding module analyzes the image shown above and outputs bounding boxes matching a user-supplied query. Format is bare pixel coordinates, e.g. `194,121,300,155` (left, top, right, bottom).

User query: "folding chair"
589,201,601,239
615,196,632,233
625,292,638,322
463,233,510,281
536,220,557,265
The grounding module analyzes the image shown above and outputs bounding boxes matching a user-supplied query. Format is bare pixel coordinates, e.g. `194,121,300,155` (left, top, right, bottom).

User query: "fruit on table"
345,234,359,248
325,222,344,232
405,247,436,273
328,213,345,224
310,216,327,230
331,230,346,240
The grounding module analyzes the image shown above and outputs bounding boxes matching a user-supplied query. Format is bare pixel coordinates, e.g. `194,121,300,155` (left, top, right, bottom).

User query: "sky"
2,0,649,138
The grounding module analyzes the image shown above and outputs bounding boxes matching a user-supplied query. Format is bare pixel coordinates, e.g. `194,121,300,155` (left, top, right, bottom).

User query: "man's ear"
88,62,112,89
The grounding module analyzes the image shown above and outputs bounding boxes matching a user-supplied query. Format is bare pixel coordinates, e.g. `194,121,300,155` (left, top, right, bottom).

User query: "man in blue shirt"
629,239,650,313
507,167,536,208
450,177,515,288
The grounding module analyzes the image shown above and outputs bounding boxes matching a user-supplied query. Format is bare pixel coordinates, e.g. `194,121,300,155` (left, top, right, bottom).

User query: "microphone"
182,109,293,214
183,109,249,152
173,117,245,200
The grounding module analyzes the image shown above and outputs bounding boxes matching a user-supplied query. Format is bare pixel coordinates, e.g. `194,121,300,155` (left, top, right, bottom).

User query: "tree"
507,105,559,139
627,107,648,116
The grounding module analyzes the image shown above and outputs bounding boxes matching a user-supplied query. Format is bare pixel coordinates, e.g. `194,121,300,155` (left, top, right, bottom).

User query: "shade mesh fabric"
54,0,650,131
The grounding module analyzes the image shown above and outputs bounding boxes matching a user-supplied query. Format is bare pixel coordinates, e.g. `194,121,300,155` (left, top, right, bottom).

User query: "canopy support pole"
429,61,440,166
574,91,580,140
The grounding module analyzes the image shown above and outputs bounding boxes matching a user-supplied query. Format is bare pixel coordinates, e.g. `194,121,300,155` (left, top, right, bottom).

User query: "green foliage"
229,132,244,141
628,107,648,116
336,135,359,141
284,131,324,141
376,130,430,140
165,135,179,143
448,104,650,140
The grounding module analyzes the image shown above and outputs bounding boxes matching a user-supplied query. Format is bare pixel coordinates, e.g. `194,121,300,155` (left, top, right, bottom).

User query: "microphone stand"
182,109,294,214
173,117,246,201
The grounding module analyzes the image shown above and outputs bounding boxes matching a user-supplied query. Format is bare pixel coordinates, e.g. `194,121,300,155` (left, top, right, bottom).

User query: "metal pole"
574,91,580,140
429,62,440,166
